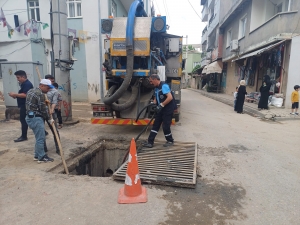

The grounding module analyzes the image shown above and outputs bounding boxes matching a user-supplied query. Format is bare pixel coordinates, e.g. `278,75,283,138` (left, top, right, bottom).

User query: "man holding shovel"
25,79,54,163
45,75,61,155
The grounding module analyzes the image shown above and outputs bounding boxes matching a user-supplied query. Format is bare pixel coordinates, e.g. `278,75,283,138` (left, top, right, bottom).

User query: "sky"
153,0,206,44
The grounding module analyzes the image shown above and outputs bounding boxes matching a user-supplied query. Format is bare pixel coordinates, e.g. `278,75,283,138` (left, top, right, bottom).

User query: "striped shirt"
25,87,49,119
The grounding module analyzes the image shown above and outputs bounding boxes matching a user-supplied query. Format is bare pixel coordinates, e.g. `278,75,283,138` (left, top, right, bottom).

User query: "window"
67,0,82,18
111,0,117,17
226,29,232,47
239,15,247,39
28,0,40,21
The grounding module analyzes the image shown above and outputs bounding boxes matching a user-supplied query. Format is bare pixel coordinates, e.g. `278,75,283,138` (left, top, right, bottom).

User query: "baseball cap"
40,79,54,88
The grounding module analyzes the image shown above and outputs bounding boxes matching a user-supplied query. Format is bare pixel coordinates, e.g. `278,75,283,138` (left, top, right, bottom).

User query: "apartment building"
0,0,151,102
200,0,300,108
200,0,225,92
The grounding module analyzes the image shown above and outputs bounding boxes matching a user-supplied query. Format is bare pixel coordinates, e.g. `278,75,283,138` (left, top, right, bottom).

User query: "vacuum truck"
91,0,184,125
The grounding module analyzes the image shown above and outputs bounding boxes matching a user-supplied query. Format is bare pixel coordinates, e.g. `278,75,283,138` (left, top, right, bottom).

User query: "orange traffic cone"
118,138,147,204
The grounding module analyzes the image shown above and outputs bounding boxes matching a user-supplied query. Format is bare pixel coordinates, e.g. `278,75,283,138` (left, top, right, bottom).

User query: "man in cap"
45,74,61,155
25,79,55,163
8,70,33,142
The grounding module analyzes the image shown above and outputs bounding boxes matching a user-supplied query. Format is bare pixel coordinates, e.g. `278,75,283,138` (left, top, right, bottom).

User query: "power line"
0,42,31,57
163,0,171,25
1,0,9,7
154,0,160,14
3,10,27,16
187,0,201,19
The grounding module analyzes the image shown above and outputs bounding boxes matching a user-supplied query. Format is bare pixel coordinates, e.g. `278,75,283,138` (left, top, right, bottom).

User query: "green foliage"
192,64,201,74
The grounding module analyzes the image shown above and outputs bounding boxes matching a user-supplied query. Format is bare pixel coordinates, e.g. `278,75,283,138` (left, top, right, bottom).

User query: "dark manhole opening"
69,141,128,177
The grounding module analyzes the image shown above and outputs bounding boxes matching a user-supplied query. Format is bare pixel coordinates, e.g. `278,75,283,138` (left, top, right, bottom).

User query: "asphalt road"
0,89,299,224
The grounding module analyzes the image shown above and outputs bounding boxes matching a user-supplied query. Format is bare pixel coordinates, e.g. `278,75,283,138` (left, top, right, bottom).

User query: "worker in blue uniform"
143,74,176,148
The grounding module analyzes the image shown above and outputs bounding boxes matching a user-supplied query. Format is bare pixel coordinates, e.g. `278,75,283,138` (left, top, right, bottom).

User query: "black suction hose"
122,112,156,164
135,103,155,122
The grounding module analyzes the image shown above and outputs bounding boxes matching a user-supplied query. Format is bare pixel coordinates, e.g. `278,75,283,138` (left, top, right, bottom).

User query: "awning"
206,61,223,74
202,65,208,74
232,40,286,62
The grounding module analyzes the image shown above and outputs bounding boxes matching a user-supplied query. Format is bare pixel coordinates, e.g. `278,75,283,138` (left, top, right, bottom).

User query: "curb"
189,88,290,121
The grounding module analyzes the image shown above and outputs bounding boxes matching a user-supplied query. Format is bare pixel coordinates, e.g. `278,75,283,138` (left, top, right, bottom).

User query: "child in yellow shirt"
290,85,299,115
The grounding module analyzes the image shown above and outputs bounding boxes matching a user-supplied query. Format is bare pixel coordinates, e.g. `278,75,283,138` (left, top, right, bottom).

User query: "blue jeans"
25,116,46,160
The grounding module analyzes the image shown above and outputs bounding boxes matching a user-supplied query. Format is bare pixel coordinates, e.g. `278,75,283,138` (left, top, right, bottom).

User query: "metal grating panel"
134,40,147,51
111,17,152,39
113,140,197,188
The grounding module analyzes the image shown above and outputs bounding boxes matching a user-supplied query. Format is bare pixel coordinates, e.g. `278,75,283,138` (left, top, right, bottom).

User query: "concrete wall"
224,62,237,95
83,0,109,102
285,36,300,109
67,19,88,102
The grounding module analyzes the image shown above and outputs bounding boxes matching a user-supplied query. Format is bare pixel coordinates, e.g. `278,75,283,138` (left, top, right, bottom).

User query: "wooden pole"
36,66,69,174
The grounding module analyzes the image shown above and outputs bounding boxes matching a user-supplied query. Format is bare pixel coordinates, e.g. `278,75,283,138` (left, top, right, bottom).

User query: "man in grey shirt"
45,74,60,155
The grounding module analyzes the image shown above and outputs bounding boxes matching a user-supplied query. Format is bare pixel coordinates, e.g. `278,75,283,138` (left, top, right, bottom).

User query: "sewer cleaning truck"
91,0,184,125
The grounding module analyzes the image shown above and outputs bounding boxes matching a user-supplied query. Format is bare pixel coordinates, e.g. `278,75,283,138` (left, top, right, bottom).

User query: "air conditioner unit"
230,39,239,52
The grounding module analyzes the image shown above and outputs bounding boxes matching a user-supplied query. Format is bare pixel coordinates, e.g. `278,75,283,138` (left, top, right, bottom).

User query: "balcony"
245,11,298,52
201,27,208,44
208,0,215,9
207,14,219,36
202,5,208,22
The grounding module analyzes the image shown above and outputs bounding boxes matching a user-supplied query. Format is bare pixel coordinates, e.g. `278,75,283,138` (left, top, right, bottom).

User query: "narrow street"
1,89,300,224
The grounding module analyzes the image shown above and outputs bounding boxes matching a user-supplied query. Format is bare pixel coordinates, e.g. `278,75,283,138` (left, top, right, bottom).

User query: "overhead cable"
187,0,202,19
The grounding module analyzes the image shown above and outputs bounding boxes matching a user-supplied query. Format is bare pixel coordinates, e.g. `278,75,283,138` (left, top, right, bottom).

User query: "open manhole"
49,140,128,177
49,139,197,188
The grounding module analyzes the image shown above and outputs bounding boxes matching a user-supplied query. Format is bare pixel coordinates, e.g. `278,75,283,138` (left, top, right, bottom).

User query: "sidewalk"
189,88,300,121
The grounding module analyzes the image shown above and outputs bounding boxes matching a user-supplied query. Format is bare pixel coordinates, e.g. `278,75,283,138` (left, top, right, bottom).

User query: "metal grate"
113,140,197,188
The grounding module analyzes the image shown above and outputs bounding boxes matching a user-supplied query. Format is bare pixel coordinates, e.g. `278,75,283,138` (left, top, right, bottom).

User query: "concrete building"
182,44,202,88
201,0,300,108
200,0,225,92
0,0,151,103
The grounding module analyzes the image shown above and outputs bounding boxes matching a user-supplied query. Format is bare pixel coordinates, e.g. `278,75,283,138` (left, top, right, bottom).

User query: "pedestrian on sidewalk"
290,85,299,115
25,79,54,163
53,83,63,128
234,86,238,110
8,70,33,142
45,75,61,155
235,80,247,114
258,75,272,110
143,74,176,148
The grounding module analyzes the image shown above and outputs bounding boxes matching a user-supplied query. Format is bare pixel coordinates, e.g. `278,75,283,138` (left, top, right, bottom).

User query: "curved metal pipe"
111,82,139,111
103,0,145,106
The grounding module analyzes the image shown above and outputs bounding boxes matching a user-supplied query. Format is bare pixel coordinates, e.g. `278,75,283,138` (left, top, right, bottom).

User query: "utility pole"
51,0,72,121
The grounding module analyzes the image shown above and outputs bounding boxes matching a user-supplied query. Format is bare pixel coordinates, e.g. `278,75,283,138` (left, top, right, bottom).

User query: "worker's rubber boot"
142,142,153,148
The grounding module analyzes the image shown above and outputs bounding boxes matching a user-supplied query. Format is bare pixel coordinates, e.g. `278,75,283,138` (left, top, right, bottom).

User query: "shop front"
232,40,287,106
205,60,223,93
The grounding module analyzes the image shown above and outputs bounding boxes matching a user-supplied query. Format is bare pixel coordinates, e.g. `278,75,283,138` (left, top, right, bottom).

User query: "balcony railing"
201,30,208,44
246,11,298,52
202,6,208,22
207,13,218,36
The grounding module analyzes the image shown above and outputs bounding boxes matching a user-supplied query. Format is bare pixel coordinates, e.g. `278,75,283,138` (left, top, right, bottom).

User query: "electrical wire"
187,0,202,19
1,0,9,7
0,42,31,57
163,0,172,25
3,10,27,16
154,0,161,14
